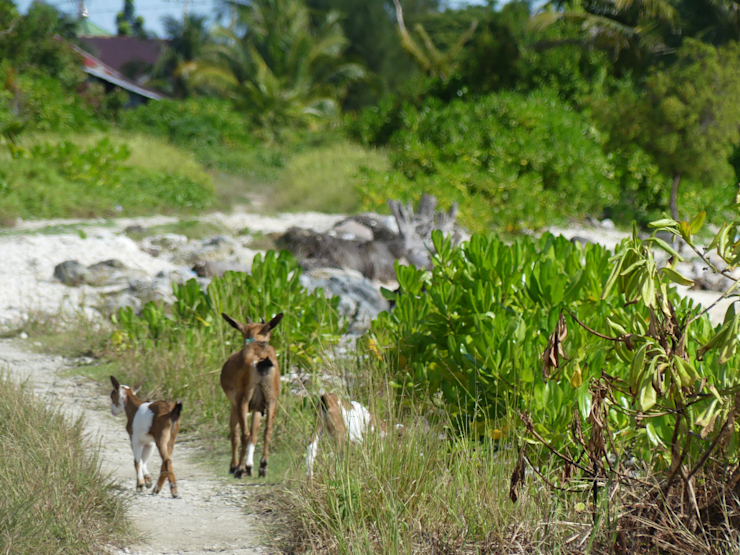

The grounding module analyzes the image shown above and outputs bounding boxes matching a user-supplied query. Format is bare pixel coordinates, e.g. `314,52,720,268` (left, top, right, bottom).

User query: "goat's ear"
261,312,284,335
110,376,120,390
246,316,254,324
132,379,145,395
260,318,266,324
222,313,241,331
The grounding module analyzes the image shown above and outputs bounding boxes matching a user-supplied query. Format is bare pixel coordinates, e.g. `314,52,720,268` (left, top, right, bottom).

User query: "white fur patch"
246,443,255,469
131,402,155,461
341,401,372,443
306,439,319,478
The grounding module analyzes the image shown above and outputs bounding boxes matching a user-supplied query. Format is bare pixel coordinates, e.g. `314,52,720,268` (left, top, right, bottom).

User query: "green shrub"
119,97,253,150
357,91,618,232
0,137,214,222
371,230,716,469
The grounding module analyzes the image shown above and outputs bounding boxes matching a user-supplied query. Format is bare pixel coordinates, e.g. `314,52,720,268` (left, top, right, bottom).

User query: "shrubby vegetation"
357,91,616,231
0,137,214,223
8,0,740,550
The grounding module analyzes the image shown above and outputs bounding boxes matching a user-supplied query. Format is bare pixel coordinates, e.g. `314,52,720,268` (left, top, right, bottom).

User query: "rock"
301,268,389,334
192,260,251,278
187,236,238,264
102,291,142,314
84,259,127,286
343,213,400,242
332,220,374,243
140,233,189,258
569,236,592,246
277,227,398,281
600,218,616,230
360,241,397,281
124,224,146,235
54,260,86,286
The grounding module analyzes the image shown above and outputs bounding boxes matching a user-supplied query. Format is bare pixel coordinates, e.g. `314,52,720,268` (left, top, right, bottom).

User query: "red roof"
79,37,166,74
71,43,163,101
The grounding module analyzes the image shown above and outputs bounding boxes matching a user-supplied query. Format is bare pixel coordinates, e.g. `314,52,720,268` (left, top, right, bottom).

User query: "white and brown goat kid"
305,393,389,479
109,376,182,497
220,312,283,478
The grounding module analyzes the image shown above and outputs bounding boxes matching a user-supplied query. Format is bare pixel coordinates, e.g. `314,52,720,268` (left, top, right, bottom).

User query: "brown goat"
109,376,182,497
220,312,283,478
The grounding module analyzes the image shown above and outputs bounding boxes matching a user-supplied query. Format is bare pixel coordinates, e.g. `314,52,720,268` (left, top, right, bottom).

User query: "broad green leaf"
660,267,695,287
689,211,706,235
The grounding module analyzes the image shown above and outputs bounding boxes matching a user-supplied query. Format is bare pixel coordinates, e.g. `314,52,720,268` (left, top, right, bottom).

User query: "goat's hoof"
170,486,179,498
259,461,267,477
144,475,153,488
152,485,161,495
136,484,144,492
245,465,253,477
229,465,237,475
234,468,245,479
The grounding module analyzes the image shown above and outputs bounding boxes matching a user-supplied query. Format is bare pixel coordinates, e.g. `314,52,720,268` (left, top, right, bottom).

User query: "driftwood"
387,194,459,268
276,194,462,281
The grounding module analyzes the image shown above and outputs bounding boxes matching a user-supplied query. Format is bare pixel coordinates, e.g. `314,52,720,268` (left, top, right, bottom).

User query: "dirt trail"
0,339,272,555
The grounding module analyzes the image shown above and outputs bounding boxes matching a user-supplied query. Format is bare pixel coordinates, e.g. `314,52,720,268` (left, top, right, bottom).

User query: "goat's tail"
170,400,183,431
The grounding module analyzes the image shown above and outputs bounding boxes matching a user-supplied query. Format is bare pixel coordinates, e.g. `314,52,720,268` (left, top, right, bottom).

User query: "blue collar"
244,338,255,345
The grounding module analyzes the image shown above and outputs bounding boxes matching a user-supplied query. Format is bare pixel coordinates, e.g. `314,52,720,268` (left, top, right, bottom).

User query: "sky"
14,0,490,37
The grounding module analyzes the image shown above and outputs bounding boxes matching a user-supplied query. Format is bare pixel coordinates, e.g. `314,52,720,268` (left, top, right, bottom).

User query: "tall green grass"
272,355,615,554
268,141,388,214
0,374,134,554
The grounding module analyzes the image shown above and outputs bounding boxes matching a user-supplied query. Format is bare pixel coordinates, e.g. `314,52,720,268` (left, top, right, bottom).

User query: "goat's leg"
153,435,178,498
234,391,255,478
141,442,155,488
259,402,276,477
228,405,239,474
132,440,146,492
245,411,262,476
306,412,325,479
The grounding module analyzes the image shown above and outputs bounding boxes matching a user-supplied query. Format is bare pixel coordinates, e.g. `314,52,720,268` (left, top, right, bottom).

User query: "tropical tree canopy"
152,14,213,97
193,0,366,131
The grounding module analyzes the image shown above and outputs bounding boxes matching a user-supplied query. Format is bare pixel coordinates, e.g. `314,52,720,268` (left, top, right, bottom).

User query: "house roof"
78,36,166,75
71,43,164,101
77,20,112,38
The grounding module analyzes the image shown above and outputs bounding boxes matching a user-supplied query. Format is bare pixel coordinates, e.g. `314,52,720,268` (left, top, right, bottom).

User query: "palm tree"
152,14,212,97
529,0,678,66
193,0,365,132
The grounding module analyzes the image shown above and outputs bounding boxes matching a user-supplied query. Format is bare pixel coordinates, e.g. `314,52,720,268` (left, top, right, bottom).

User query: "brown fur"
311,393,386,444
306,393,393,478
220,312,283,478
109,376,182,497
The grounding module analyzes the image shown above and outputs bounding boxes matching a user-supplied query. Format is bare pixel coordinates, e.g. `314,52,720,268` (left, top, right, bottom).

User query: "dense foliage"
0,137,214,222
374,223,737,485
358,91,616,231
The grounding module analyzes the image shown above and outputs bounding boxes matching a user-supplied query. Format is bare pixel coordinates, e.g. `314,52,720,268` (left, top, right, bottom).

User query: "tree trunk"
670,172,681,222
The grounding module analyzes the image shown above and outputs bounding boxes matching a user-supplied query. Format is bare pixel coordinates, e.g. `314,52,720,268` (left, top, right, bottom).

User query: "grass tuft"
268,141,388,214
0,373,135,554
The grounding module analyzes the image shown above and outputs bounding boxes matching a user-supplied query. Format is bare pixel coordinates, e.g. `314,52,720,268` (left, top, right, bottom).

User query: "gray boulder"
301,268,389,335
84,259,127,286
332,220,374,243
54,261,86,286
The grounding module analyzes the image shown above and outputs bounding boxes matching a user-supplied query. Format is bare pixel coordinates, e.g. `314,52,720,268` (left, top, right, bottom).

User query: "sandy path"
0,339,273,555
